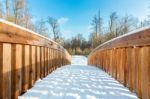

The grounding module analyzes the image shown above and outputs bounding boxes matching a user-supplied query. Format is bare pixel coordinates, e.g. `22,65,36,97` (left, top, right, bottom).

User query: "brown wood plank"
141,47,150,99
131,48,136,92
45,47,48,76
0,43,11,99
90,28,150,55
29,46,36,87
36,46,40,80
136,47,142,98
121,48,126,84
11,44,22,99
40,47,44,78
48,48,50,73
0,21,63,51
126,48,132,89
49,48,52,73
22,45,30,92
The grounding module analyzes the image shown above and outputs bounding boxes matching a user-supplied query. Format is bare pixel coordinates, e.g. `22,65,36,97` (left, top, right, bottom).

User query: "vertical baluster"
11,44,22,99
0,43,11,99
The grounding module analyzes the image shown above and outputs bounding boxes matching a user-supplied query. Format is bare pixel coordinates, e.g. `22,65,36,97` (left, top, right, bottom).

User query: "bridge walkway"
19,56,138,99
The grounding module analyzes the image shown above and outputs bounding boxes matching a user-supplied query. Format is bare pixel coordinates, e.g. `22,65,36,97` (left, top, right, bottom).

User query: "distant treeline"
0,0,149,55
64,10,150,55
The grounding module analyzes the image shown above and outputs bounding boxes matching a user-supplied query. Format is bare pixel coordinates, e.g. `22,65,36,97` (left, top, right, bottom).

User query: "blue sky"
28,0,149,39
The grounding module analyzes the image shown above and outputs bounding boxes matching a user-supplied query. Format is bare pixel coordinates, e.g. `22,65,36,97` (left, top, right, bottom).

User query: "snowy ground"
19,56,138,99
71,55,87,65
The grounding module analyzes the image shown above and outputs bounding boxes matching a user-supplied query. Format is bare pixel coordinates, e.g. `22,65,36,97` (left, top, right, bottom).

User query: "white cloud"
58,17,69,24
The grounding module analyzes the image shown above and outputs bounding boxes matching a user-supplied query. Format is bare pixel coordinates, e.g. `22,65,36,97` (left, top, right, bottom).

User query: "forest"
0,0,149,55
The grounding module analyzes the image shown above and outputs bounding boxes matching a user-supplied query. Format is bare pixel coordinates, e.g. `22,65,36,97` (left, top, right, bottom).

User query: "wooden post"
22,45,30,92
11,44,22,99
0,43,11,99
29,46,36,87
141,47,150,99
135,47,142,98
44,47,48,76
36,46,40,80
40,47,44,78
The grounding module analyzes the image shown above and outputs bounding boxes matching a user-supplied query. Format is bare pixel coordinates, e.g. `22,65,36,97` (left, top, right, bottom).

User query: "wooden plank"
40,47,44,78
0,43,11,99
56,50,59,68
59,52,62,67
52,49,54,72
0,21,62,50
109,50,112,76
36,46,40,80
53,49,55,71
48,48,50,73
22,45,30,92
107,50,110,74
126,48,132,89
49,48,52,73
89,29,150,54
54,49,56,71
45,48,48,76
135,47,142,98
141,47,150,99
131,48,136,92
57,50,59,68
11,44,22,99
52,49,54,71
116,49,120,81
29,46,36,87
112,49,117,79
121,48,126,84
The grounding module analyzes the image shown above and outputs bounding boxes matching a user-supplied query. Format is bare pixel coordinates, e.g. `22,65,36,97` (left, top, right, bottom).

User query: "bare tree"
90,9,103,49
91,9,103,36
21,7,33,29
0,2,3,18
35,18,49,37
109,12,118,37
47,17,61,42
5,0,9,18
13,0,26,24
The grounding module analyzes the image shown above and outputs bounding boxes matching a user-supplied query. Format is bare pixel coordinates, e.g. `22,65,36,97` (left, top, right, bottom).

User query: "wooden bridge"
0,19,150,99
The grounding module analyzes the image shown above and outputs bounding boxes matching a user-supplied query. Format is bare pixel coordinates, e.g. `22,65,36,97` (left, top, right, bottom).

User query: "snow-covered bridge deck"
19,56,138,99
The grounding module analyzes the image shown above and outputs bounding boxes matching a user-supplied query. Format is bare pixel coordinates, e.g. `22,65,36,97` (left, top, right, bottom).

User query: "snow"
71,55,87,65
19,55,138,99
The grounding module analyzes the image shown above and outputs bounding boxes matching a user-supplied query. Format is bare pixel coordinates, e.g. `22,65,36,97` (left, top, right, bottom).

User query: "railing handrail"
0,18,65,51
89,25,150,56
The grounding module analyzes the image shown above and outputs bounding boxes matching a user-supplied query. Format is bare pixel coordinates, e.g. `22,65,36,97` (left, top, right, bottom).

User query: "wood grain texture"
141,47,150,99
36,46,40,80
22,45,30,92
88,27,150,99
11,44,22,99
0,20,71,99
0,21,63,51
0,43,11,99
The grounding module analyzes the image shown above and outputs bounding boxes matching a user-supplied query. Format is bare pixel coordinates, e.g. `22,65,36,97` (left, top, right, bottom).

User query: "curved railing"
0,19,71,99
88,26,150,99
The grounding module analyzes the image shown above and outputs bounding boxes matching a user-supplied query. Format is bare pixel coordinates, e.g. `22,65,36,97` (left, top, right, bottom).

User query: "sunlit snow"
19,55,138,99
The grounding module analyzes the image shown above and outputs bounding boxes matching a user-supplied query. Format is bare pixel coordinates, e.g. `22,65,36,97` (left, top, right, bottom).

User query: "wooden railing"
88,27,150,99
0,19,71,99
